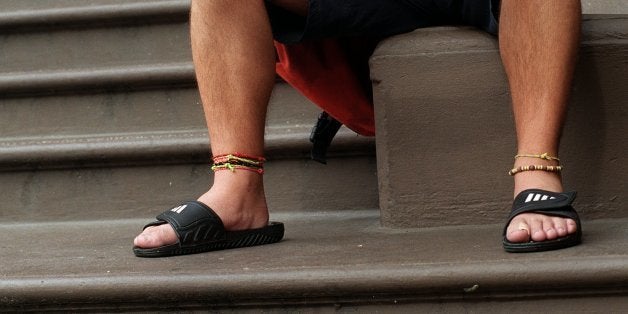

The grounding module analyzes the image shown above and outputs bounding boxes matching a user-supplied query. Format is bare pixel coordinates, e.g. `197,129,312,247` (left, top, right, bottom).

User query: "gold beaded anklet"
508,165,562,176
509,152,562,176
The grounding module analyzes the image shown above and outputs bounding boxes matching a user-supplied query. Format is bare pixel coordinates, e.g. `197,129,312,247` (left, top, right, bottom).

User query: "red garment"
274,39,379,136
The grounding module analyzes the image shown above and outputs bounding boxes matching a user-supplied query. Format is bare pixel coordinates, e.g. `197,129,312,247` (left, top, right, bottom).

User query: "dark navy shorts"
266,0,500,44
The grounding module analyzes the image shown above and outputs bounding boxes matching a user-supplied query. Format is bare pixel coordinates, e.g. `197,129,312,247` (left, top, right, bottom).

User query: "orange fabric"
274,39,378,136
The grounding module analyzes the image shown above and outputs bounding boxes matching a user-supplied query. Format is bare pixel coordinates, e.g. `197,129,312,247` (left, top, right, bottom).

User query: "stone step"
0,125,376,222
0,51,373,222
0,0,186,16
1,211,627,311
371,15,628,228
0,1,189,72
0,0,377,223
0,82,324,140
0,56,376,221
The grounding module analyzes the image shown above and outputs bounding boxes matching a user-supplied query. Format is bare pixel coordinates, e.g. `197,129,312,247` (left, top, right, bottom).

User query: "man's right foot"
133,171,270,249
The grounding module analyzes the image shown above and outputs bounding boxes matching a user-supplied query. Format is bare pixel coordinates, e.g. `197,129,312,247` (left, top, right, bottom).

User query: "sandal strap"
503,189,580,234
145,201,227,245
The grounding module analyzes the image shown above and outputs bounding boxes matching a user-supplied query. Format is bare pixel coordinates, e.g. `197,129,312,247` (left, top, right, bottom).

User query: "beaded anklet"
509,152,562,176
211,152,265,174
508,165,562,176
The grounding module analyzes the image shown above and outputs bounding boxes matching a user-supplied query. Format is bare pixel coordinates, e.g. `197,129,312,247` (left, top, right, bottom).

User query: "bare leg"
135,0,279,248
499,0,581,243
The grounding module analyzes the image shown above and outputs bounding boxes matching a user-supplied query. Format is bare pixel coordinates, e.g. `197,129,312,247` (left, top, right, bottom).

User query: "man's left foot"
505,207,578,243
505,157,578,245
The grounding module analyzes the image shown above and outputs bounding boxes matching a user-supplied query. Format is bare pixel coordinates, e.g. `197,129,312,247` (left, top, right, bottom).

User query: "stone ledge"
0,0,190,32
0,126,374,171
0,63,194,98
1,212,626,311
371,15,628,227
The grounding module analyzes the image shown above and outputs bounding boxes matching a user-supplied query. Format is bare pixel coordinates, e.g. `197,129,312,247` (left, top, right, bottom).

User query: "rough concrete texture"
0,0,176,12
0,83,322,146
0,82,376,220
1,212,627,311
0,22,190,74
0,154,377,223
0,0,377,223
582,0,628,14
371,16,627,228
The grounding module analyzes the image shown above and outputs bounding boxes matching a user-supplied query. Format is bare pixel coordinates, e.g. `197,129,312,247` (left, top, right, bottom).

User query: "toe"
552,217,568,237
529,218,547,242
134,225,177,248
134,227,156,248
506,217,531,243
544,223,558,240
540,216,559,240
566,218,578,234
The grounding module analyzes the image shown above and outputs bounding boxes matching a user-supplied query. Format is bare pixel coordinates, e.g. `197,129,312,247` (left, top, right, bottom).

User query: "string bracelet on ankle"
211,163,264,174
211,152,266,174
212,153,266,167
508,165,563,176
514,153,560,162
212,152,266,163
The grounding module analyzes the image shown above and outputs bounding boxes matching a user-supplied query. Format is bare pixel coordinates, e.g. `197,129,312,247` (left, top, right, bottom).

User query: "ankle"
198,188,269,230
511,155,564,197
513,172,563,196
199,169,269,230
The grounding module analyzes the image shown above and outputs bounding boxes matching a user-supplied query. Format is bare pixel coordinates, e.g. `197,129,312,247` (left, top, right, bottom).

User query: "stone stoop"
1,211,627,311
371,15,628,228
0,0,377,222
1,1,627,311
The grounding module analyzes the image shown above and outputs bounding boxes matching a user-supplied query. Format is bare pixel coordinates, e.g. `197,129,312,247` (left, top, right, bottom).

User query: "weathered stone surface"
371,16,627,228
1,212,627,311
0,157,377,222
0,0,376,222
582,0,628,14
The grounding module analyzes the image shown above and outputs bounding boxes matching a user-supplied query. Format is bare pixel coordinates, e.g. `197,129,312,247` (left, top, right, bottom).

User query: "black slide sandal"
133,201,284,257
503,189,582,253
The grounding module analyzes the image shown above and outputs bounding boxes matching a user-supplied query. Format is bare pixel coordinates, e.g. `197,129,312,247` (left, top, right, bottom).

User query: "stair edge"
1,254,626,310
0,0,190,32
0,127,374,171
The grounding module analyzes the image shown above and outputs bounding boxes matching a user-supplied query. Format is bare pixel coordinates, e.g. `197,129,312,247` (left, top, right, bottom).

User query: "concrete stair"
0,0,377,221
1,0,627,311
372,15,628,228
2,212,628,311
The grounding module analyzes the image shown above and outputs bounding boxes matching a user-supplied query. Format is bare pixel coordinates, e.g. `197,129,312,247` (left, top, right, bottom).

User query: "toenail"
517,223,529,232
